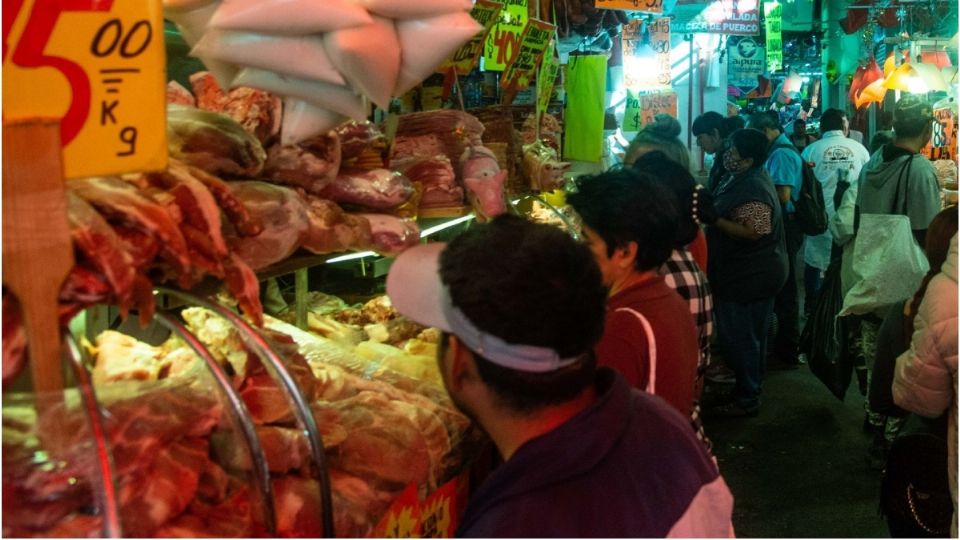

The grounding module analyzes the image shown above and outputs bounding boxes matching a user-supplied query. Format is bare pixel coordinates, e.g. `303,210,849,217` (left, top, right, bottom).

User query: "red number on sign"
8,0,114,145
494,29,519,66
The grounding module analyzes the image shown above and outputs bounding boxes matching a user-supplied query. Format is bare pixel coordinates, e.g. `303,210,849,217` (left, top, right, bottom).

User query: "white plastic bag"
191,30,345,85
394,12,482,96
324,15,399,110
350,0,472,19
232,68,369,120
281,98,345,146
839,213,929,317
209,0,372,34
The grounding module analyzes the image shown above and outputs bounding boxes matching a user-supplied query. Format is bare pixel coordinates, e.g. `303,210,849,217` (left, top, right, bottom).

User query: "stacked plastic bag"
165,0,483,145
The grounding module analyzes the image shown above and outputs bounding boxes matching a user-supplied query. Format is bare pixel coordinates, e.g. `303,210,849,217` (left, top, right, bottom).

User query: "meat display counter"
2,286,480,538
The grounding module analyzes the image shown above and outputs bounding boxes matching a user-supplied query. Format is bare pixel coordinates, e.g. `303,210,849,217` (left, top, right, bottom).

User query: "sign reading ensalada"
671,0,760,36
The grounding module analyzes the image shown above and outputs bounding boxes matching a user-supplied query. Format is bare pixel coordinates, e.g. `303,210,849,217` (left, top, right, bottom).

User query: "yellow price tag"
3,0,167,179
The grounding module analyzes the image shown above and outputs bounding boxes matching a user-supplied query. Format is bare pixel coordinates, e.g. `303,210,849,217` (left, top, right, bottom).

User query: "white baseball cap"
386,242,581,373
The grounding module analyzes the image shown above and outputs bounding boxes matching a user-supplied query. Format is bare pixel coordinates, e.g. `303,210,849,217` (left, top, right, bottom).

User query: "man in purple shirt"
749,110,804,368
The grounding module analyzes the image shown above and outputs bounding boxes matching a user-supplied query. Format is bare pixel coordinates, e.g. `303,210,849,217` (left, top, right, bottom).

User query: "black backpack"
772,143,828,236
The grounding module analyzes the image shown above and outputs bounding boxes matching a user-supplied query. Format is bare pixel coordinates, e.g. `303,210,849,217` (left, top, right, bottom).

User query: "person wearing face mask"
692,112,746,193
700,128,789,417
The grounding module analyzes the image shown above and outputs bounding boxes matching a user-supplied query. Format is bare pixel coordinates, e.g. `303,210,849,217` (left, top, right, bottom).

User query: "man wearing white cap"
386,214,734,537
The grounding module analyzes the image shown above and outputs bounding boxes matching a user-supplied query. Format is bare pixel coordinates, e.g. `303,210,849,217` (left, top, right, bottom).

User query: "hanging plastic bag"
208,0,372,34
232,68,369,120
839,213,929,317
563,54,607,163
394,12,482,96
191,30,345,85
352,0,472,19
281,98,346,146
324,15,400,110
799,258,851,400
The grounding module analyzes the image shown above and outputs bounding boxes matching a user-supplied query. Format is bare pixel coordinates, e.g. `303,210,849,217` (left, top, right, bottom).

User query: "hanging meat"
319,168,415,211
222,181,311,271
166,104,267,178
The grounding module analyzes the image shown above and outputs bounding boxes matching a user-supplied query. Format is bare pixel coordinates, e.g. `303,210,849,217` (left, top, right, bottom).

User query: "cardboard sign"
537,38,560,114
640,91,678,127
438,0,503,76
3,0,167,178
727,36,765,88
623,88,642,132
923,107,958,162
622,18,670,90
500,19,555,91
594,0,663,13
482,0,527,72
671,0,760,35
374,473,469,538
764,1,783,73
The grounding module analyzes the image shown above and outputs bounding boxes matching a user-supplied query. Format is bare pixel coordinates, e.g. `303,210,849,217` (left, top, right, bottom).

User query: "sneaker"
709,402,760,418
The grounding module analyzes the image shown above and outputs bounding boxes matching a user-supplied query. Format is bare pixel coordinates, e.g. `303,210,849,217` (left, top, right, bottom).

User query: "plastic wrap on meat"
336,121,386,161
188,72,282,146
394,110,485,169
393,12,482,96
191,30,345,85
263,130,341,193
167,80,196,106
356,213,421,257
460,145,507,222
324,15,400,110
301,196,374,254
319,168,414,211
392,155,463,208
166,104,267,178
223,181,309,270
207,0,373,34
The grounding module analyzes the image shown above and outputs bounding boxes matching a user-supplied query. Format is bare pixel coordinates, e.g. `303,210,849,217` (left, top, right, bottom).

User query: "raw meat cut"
336,121,386,161
263,131,341,194
188,72,283,145
319,168,414,210
179,163,263,237
301,196,374,254
223,181,310,270
167,80,196,106
356,213,421,256
166,103,267,178
392,155,463,208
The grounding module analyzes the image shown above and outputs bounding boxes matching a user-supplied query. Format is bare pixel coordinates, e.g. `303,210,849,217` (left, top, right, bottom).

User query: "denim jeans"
715,297,775,409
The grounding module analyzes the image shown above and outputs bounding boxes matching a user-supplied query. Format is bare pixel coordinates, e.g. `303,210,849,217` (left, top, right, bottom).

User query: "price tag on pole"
483,0,528,72
595,0,663,13
500,19,556,91
3,0,168,178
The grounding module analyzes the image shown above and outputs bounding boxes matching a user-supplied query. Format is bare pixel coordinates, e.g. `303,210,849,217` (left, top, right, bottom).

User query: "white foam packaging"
281,98,345,145
323,15,400,110
191,30,345,85
349,0,473,19
209,0,373,34
232,68,370,121
394,12,483,96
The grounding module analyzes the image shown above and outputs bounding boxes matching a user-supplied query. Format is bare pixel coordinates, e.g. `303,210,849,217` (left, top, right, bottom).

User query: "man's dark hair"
870,130,895,154
748,110,783,134
819,108,846,133
730,128,770,167
632,152,717,247
568,167,681,271
727,115,746,132
438,214,606,412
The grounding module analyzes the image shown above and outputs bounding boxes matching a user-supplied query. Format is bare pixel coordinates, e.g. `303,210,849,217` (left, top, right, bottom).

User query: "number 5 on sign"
3,0,167,178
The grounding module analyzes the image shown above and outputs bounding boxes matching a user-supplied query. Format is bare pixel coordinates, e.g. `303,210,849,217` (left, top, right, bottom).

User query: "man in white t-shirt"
800,108,870,313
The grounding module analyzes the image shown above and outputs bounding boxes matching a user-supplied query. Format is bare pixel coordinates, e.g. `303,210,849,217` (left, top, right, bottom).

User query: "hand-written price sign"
374,473,468,538
3,0,167,178
595,0,663,13
623,17,671,90
624,90,677,132
764,1,783,73
483,0,528,72
923,107,958,162
501,19,556,91
438,0,503,76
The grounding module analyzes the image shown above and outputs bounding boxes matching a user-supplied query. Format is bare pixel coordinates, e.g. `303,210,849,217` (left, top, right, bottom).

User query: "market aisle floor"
703,366,890,538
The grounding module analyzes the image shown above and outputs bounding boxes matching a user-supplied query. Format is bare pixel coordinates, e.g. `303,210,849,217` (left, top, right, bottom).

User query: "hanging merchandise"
622,17,671,91
3,0,168,178
501,19,557,91
483,0,528,71
437,0,504,76
563,53,607,163
728,36,766,88
763,1,782,73
394,12,484,96
537,37,561,114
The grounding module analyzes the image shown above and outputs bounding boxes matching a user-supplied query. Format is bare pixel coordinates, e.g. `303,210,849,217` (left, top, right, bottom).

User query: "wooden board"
2,120,74,395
